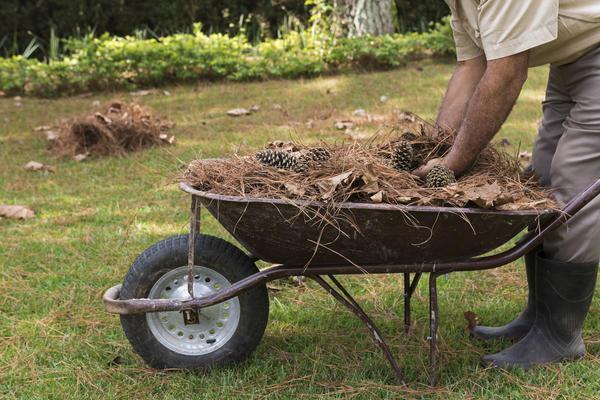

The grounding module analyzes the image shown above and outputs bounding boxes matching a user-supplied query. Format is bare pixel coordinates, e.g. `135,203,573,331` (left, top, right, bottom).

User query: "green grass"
1,59,598,399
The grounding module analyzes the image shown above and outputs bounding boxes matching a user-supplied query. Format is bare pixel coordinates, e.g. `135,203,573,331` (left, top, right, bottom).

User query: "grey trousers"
532,45,600,263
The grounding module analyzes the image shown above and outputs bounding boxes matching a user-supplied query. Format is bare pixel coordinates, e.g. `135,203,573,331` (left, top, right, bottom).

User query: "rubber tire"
120,234,269,369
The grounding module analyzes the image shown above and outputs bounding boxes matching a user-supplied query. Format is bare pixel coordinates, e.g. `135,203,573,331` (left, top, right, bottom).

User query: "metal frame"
103,177,600,386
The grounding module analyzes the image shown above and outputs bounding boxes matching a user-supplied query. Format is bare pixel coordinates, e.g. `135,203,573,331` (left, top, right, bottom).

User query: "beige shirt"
445,0,600,66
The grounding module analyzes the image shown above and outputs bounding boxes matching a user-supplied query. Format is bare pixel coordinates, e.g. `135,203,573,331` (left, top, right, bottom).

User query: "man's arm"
415,51,529,177
436,55,487,132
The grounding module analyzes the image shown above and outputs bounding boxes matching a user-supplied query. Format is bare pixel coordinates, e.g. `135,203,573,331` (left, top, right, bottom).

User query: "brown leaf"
464,311,479,331
334,120,354,130
73,152,89,162
462,182,506,209
44,130,58,141
519,151,532,168
317,171,353,200
94,112,112,125
158,134,176,144
33,125,53,132
24,161,55,173
360,164,380,194
227,108,251,117
267,141,298,152
0,205,35,220
344,128,370,141
129,89,157,97
370,191,383,203
284,182,306,197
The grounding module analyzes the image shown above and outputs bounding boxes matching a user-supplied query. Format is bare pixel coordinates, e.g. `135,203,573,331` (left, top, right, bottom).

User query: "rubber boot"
481,254,598,369
471,249,538,340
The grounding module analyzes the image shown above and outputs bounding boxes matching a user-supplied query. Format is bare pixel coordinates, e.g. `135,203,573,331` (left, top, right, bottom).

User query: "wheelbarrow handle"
463,176,600,272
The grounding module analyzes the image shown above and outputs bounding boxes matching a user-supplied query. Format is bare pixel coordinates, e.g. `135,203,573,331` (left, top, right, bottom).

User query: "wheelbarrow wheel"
119,234,269,369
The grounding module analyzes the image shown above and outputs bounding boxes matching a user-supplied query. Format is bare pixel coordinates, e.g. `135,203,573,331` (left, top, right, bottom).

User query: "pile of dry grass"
50,101,175,158
183,112,556,211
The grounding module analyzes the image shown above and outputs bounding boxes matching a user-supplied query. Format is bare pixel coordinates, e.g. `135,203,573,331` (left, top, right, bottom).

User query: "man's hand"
415,51,530,179
413,158,445,179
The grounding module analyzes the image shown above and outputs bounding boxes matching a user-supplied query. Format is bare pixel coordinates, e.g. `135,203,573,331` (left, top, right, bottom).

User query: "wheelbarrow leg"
428,272,440,386
187,195,201,298
310,275,406,385
403,272,422,334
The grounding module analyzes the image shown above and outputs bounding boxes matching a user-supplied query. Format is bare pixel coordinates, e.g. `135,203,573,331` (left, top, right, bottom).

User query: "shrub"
0,17,455,97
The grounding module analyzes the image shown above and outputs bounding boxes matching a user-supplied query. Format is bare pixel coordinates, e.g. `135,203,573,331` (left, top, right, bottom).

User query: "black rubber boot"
471,249,538,340
481,254,598,369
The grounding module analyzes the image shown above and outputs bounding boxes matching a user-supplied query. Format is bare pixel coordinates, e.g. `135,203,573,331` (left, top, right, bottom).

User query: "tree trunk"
335,0,395,37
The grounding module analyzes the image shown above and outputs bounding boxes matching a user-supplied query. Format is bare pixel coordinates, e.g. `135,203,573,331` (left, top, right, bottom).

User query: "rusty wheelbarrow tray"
103,177,600,386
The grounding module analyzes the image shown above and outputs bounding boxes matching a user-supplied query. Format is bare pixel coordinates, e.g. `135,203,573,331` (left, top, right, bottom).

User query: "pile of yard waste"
50,101,175,159
183,112,555,211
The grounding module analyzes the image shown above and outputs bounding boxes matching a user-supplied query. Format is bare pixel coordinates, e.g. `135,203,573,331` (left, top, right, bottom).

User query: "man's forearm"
436,56,486,132
445,53,529,174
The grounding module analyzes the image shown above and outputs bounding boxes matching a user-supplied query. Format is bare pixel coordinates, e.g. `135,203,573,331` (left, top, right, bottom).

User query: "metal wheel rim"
146,265,241,356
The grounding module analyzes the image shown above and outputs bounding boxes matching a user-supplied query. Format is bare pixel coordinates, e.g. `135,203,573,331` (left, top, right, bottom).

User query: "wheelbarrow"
103,177,600,385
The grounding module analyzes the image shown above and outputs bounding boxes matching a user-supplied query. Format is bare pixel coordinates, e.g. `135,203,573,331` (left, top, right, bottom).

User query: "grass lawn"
1,59,598,399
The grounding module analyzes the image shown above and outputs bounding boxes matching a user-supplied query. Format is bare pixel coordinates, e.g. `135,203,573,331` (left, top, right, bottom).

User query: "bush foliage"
1,0,448,56
0,18,454,97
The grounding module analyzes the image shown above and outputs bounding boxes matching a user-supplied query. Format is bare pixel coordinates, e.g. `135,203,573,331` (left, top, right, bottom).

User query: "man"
414,1,600,369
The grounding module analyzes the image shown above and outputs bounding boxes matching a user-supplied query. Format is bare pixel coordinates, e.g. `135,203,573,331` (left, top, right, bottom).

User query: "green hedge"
0,18,455,97
1,1,449,57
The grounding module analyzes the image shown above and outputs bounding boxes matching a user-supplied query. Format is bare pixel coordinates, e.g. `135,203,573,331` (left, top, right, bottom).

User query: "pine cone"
400,131,417,141
426,165,456,188
279,152,299,169
307,147,331,162
391,141,414,171
256,149,285,167
293,156,309,173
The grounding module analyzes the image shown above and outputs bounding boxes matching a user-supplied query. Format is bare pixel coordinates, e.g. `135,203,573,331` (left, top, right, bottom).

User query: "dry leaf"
158,134,176,144
284,182,306,197
94,112,112,125
464,311,479,331
129,89,157,97
249,105,260,112
344,128,370,141
73,152,89,162
360,164,380,194
34,125,53,132
352,108,368,117
317,171,353,200
398,111,416,122
370,191,383,203
519,151,532,168
227,108,251,117
334,120,354,130
162,90,172,96
45,130,58,141
24,161,55,173
397,196,413,204
461,182,507,209
379,95,388,103
267,141,298,152
0,205,35,220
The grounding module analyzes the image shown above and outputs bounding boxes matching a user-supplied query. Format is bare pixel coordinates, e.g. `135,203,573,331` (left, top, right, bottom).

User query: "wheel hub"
146,266,241,356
